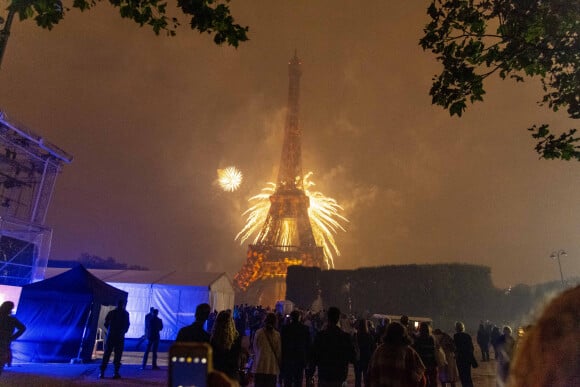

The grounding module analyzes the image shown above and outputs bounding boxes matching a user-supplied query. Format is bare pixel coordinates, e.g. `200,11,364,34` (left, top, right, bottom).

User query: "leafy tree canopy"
420,0,580,161
6,0,248,47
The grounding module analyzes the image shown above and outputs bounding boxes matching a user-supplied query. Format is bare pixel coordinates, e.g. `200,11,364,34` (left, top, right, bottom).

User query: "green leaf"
420,0,580,161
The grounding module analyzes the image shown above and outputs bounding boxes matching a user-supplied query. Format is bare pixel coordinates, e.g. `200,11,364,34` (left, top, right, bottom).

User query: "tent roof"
24,265,127,305
43,267,229,288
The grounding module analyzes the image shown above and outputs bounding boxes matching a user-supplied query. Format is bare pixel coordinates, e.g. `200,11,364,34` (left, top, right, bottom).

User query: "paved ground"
1,352,165,386
1,351,498,386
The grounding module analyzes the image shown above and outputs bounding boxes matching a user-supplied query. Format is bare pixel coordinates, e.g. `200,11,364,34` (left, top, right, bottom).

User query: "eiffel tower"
234,53,324,301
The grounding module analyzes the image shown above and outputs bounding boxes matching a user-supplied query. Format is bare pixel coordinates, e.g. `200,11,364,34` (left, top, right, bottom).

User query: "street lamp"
549,249,567,287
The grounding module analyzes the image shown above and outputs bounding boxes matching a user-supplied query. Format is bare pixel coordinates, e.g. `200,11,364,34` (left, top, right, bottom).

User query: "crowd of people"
168,286,579,387
0,284,577,386
168,304,515,387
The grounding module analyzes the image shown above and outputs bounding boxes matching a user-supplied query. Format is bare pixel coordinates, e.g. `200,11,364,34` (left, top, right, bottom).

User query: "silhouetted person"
496,325,515,387
0,301,25,376
310,306,356,387
433,328,458,387
374,316,390,344
100,300,130,379
476,322,490,361
252,312,281,387
368,322,426,386
400,314,415,341
354,318,375,387
142,308,163,370
136,307,154,350
413,322,438,387
490,325,501,359
176,303,211,343
453,321,476,387
212,310,242,382
281,310,310,387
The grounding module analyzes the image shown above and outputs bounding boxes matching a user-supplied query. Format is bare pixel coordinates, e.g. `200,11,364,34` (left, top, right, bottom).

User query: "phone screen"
168,343,212,387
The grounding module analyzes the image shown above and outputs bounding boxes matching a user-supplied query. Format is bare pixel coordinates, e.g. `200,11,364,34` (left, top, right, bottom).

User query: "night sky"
0,1,578,289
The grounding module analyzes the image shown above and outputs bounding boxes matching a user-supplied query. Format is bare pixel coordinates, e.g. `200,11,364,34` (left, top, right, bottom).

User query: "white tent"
43,268,235,340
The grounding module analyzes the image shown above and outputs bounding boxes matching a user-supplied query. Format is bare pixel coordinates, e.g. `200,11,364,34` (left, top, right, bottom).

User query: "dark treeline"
49,253,149,270
286,264,577,331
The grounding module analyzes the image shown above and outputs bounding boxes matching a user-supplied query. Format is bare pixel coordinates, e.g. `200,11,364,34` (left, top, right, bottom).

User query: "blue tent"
42,267,235,341
12,265,127,362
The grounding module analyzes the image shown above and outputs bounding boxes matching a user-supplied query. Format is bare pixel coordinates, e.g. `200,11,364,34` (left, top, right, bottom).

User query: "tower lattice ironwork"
234,53,324,291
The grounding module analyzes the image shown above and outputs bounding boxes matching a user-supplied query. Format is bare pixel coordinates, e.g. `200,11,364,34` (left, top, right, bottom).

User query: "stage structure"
234,53,324,303
0,111,72,286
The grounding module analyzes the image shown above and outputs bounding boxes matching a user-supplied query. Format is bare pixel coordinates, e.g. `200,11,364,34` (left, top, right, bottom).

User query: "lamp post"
549,249,566,287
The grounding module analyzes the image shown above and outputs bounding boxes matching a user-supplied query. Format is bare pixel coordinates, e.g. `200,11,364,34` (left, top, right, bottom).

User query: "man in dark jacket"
454,321,476,387
281,310,311,387
142,309,163,369
136,307,154,350
175,303,211,343
100,300,130,379
477,322,491,361
310,307,356,387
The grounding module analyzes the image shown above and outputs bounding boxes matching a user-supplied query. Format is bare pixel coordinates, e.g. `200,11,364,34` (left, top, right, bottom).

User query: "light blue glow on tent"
39,268,235,342
108,282,209,340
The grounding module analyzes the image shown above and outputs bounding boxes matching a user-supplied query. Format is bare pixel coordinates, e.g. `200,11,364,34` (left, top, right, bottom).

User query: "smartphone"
168,342,213,387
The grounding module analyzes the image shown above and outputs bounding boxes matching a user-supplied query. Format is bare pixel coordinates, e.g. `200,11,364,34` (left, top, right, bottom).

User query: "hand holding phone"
168,342,212,387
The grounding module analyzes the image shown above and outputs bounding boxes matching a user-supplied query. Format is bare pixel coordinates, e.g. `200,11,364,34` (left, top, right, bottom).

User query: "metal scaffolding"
0,111,72,285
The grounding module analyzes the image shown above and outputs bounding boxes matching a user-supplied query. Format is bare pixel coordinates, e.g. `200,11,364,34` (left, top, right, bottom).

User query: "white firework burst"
217,166,243,192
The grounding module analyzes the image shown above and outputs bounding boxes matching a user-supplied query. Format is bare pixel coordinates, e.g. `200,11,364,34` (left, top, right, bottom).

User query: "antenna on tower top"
290,49,301,65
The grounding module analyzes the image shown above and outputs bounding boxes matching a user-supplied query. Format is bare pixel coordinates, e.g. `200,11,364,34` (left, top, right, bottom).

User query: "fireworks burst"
217,166,243,192
236,172,347,268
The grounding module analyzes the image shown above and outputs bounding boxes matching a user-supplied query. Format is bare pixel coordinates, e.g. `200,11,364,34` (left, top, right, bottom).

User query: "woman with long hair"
252,312,281,387
210,310,241,382
368,322,426,387
412,322,438,387
433,328,458,387
510,285,579,387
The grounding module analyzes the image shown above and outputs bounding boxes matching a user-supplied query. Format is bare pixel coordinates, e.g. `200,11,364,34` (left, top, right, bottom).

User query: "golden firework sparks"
217,166,243,192
236,173,347,268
